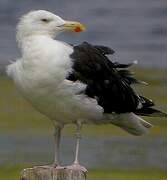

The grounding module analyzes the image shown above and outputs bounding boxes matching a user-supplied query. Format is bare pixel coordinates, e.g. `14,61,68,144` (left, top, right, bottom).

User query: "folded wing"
67,42,166,117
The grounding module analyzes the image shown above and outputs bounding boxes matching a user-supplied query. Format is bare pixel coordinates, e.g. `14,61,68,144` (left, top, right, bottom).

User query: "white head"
17,10,85,44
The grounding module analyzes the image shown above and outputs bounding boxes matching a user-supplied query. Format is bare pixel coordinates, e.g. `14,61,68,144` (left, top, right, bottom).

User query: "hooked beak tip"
63,21,86,32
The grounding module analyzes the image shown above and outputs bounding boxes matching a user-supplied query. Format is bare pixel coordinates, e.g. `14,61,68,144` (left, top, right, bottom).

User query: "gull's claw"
66,163,87,172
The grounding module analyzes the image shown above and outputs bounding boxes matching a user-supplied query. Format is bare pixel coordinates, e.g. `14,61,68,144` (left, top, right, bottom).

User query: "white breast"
7,36,103,124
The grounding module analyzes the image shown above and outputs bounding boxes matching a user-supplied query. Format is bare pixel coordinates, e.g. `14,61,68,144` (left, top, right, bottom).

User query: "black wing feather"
67,42,153,114
93,45,115,55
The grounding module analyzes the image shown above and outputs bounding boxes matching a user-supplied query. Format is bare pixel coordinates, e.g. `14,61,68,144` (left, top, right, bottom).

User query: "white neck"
17,32,56,49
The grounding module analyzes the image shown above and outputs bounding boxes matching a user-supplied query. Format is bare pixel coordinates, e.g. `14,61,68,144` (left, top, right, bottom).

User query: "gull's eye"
41,18,50,23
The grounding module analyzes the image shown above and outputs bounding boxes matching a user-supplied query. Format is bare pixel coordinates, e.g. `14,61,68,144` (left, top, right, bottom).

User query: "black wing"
67,42,153,114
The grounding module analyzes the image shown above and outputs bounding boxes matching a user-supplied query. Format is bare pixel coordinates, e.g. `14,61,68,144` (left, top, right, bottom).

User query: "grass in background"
89,169,167,180
1,165,167,180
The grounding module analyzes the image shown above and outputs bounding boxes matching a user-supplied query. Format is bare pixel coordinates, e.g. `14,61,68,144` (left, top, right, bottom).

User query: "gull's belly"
20,84,82,124
18,80,103,124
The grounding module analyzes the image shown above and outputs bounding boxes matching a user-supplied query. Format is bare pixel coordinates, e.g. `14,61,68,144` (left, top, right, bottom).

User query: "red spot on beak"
74,26,82,32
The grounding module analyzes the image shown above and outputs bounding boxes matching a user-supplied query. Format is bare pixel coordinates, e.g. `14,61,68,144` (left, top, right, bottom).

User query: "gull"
7,10,167,171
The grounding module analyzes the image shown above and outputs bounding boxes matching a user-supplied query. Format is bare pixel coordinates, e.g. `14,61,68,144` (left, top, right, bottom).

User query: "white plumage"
7,10,153,169
7,35,104,124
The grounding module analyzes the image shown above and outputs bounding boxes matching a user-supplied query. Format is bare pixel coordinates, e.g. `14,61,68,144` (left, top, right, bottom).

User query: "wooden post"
20,166,87,180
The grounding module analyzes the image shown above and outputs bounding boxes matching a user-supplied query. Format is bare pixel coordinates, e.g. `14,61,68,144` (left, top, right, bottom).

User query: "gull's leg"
74,121,82,165
66,121,87,172
36,123,64,169
53,125,61,166
52,123,64,169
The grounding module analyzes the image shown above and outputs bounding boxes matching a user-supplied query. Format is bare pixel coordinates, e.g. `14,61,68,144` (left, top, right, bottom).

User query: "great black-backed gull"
7,10,167,171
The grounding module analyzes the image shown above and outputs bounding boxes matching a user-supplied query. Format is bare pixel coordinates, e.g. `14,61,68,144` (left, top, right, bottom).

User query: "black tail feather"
135,107,167,118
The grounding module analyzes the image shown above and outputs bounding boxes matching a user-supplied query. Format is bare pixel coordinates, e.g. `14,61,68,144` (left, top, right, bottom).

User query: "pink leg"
52,124,65,169
66,121,87,172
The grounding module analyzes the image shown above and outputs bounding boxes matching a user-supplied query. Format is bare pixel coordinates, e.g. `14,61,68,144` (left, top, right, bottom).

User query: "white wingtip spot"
140,81,149,85
133,60,138,65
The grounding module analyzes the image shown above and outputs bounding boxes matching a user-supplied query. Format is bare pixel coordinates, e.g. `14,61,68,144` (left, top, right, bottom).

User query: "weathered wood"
20,166,87,180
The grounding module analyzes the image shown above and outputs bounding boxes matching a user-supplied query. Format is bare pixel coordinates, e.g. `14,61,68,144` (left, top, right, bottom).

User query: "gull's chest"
18,40,72,89
23,40,73,82
9,42,77,122
10,40,73,107
7,39,103,123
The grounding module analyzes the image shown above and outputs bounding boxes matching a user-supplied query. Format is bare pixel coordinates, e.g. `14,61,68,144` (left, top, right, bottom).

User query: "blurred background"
0,0,167,179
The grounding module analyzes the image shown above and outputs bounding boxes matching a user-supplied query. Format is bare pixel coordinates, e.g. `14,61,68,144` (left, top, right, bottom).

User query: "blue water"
0,0,167,73
1,134,167,169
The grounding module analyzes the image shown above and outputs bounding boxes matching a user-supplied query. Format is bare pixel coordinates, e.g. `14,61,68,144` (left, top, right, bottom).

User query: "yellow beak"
63,21,86,32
